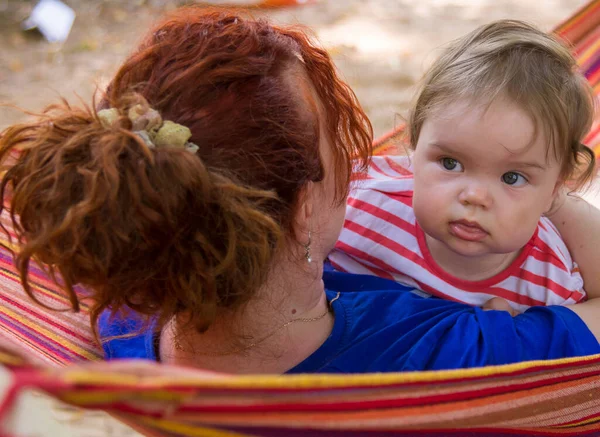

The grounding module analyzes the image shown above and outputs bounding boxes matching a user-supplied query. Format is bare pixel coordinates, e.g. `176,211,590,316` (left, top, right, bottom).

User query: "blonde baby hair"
408,19,596,190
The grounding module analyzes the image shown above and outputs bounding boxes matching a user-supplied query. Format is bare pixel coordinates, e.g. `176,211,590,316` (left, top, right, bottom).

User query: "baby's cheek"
413,193,442,230
496,206,539,245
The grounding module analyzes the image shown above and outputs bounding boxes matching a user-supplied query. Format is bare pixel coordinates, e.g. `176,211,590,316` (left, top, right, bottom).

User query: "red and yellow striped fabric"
2,351,600,436
0,2,599,437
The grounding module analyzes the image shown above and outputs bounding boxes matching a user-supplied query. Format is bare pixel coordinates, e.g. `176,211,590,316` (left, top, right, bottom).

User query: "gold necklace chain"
173,292,341,356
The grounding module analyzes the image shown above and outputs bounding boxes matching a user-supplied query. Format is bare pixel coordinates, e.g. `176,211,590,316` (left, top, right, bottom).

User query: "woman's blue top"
98,271,600,372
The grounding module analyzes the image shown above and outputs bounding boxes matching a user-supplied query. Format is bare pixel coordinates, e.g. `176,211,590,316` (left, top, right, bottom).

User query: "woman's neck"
159,260,334,374
424,234,520,282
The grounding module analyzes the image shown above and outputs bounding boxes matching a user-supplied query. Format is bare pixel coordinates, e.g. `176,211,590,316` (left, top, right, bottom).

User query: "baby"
329,20,597,312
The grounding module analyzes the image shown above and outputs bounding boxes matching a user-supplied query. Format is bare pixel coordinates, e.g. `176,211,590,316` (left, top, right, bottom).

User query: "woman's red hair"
0,7,372,334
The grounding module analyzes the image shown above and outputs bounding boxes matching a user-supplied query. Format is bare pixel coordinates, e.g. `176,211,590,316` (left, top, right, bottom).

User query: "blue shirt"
98,271,600,372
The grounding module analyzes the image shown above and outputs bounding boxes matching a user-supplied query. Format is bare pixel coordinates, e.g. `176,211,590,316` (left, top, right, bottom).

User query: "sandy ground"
0,0,594,435
0,0,590,135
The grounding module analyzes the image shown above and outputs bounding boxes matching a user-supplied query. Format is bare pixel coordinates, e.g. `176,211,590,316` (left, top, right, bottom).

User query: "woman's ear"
292,182,315,240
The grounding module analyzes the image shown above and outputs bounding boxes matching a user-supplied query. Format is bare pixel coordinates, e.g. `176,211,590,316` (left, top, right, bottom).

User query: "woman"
0,8,598,374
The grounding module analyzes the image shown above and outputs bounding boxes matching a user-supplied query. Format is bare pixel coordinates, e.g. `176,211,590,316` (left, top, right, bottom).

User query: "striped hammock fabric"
0,1,599,436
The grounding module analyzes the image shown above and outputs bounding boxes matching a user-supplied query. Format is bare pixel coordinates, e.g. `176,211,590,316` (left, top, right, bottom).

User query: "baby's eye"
440,158,463,172
502,172,528,187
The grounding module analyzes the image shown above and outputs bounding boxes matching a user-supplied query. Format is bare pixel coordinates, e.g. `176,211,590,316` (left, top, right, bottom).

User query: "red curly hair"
0,7,372,334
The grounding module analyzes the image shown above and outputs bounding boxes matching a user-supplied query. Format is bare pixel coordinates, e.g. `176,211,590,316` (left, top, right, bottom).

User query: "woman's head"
408,19,596,189
0,8,372,333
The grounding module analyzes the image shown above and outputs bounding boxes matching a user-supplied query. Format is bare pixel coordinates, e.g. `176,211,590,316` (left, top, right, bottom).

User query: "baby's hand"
482,297,519,317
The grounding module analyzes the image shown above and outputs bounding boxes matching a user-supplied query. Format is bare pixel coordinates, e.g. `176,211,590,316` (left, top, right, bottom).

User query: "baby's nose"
458,183,492,208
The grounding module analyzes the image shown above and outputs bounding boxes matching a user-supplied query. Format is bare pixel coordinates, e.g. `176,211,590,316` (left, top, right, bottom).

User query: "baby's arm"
547,192,600,299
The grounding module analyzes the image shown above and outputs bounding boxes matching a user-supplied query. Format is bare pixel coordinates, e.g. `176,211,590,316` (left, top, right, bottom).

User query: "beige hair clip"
97,105,199,154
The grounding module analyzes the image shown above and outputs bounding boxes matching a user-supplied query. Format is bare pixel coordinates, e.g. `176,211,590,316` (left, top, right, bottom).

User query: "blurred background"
0,0,594,435
0,0,589,136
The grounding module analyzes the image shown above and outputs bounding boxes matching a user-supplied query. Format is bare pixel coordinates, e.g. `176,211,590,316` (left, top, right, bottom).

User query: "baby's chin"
443,235,523,258
443,239,492,257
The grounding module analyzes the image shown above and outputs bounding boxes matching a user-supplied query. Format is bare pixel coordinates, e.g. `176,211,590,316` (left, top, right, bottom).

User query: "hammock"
0,2,599,436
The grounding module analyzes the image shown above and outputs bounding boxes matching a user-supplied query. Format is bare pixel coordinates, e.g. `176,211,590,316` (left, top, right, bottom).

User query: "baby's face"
412,97,561,259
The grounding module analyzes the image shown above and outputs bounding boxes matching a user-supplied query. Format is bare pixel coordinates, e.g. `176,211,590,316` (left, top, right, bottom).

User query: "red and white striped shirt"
329,156,586,311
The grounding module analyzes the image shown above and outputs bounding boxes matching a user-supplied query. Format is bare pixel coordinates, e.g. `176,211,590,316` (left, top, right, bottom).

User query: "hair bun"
0,95,282,336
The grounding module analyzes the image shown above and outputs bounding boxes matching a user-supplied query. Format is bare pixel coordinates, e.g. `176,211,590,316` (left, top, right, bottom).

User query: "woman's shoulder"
289,271,466,373
96,270,600,371
289,271,600,374
98,309,158,361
